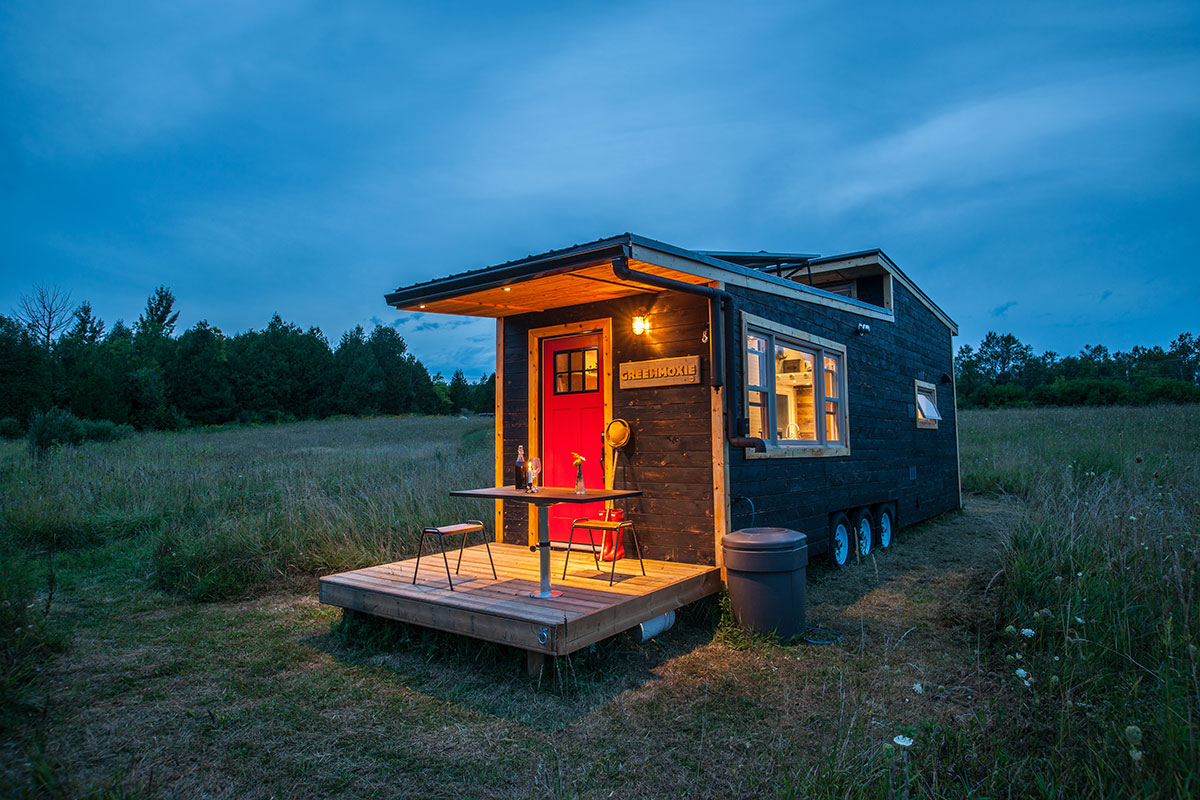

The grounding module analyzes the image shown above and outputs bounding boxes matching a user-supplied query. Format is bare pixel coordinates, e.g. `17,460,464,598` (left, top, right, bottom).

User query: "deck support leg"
526,650,554,679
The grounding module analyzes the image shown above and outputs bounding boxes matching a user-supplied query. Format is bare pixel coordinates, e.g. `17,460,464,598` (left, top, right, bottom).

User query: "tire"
852,507,874,559
874,503,895,549
828,512,851,569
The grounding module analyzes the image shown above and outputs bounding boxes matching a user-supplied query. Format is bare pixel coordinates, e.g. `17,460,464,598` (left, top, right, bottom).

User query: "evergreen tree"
448,370,470,414
168,321,237,425
367,325,414,414
331,326,386,413
0,315,51,421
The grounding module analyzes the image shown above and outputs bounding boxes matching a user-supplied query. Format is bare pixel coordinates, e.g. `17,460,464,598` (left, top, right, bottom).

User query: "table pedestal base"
529,590,563,599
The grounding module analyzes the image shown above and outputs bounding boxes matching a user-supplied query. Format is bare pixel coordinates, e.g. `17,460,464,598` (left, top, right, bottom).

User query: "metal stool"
412,520,496,591
562,517,645,586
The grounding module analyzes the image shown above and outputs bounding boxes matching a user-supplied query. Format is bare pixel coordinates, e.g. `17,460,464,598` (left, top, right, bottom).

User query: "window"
915,380,941,429
553,347,599,394
743,316,847,454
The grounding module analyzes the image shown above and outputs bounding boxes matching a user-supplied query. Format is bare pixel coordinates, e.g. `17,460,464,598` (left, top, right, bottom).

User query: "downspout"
611,250,765,452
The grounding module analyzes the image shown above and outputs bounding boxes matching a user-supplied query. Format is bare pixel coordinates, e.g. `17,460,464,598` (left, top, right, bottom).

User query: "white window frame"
915,379,940,429
741,313,849,459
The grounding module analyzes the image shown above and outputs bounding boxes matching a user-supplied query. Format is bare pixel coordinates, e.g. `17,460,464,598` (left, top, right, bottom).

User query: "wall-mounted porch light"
632,314,651,336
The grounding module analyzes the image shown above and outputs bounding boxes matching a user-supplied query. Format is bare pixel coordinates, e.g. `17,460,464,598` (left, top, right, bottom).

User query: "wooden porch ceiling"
395,259,713,318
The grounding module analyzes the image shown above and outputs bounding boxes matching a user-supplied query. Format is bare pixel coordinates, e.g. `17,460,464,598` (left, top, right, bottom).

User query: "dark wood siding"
726,281,959,554
501,291,716,564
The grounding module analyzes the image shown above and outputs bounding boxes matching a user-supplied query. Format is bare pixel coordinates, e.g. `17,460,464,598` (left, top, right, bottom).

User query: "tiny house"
384,233,961,569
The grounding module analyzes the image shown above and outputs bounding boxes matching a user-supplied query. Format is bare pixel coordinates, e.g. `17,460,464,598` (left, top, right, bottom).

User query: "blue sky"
3,1,1198,378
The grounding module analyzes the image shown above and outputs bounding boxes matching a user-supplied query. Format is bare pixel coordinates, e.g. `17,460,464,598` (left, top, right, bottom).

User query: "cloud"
804,63,1200,215
992,301,1018,318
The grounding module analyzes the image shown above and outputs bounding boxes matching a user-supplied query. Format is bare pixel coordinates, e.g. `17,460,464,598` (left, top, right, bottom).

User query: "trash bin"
721,527,807,639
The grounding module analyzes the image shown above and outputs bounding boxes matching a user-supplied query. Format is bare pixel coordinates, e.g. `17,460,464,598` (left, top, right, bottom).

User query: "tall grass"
1,416,493,600
963,404,1200,798
959,404,1197,496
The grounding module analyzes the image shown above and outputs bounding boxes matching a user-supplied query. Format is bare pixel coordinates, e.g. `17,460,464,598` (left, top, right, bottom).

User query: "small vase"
574,464,585,495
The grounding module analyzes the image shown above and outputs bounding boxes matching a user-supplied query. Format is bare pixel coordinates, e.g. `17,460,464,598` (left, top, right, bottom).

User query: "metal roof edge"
383,234,634,307
628,234,895,317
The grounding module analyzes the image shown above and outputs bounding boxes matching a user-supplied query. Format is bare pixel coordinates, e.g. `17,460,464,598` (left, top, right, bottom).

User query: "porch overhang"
384,235,716,318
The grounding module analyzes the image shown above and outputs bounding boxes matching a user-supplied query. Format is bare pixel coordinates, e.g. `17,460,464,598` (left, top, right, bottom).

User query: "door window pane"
553,346,600,395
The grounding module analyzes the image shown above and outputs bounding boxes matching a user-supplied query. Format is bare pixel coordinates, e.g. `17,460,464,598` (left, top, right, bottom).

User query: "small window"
553,347,599,394
744,322,847,451
915,380,941,429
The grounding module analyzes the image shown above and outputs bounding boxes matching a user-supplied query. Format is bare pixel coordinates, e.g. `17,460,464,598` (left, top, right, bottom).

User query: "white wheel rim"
858,519,872,555
879,513,892,547
833,524,849,564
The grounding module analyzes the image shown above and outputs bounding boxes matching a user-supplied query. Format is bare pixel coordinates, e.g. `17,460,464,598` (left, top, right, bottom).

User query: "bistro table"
450,486,643,599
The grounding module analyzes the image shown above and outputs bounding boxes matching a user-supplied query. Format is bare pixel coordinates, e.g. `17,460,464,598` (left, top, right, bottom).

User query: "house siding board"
501,290,717,564
726,279,959,554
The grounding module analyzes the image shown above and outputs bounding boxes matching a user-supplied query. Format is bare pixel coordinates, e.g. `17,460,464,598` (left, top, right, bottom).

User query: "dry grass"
1,406,1196,798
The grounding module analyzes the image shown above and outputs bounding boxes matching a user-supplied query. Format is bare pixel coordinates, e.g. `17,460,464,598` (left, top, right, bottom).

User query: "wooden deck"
319,543,721,659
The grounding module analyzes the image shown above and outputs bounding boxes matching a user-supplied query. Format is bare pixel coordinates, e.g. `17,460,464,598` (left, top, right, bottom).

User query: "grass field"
1,407,1197,798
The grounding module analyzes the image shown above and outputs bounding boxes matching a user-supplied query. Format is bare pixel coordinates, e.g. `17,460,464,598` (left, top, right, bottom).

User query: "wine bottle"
514,445,526,490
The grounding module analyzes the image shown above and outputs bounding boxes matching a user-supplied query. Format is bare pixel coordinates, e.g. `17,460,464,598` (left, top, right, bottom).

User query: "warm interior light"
631,315,650,336
503,287,512,292
419,304,426,309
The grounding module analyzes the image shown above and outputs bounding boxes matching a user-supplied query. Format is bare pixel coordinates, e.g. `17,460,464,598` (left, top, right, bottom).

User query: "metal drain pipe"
611,250,765,452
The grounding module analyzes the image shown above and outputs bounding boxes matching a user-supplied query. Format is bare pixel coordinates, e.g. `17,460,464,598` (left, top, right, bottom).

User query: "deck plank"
318,544,720,656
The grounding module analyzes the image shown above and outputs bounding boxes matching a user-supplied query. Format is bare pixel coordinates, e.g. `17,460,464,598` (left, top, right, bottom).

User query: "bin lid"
722,527,806,551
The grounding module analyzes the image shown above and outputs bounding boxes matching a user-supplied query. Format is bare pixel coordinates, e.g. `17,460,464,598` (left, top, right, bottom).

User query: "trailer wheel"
852,507,874,558
828,512,851,569
874,504,895,548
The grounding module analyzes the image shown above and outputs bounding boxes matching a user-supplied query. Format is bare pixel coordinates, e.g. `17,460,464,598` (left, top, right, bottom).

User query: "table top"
450,486,642,504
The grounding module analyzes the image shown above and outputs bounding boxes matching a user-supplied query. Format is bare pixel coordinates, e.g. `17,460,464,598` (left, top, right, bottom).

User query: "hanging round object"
604,418,632,448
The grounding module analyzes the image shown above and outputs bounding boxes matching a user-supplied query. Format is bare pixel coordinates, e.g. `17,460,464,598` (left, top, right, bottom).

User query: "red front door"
541,332,606,542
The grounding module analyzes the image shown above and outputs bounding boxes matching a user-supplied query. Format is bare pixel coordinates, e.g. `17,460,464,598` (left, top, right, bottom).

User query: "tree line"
1,284,495,433
956,331,1200,408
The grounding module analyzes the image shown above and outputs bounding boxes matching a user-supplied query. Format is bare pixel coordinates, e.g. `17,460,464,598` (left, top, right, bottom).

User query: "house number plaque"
618,356,701,388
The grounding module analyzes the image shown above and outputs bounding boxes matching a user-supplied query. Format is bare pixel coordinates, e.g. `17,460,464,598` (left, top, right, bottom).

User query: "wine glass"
527,457,542,492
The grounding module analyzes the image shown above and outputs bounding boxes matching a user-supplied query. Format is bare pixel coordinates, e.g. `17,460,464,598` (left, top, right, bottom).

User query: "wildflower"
893,735,913,748
1015,668,1028,679
912,683,924,694
1125,726,1142,747
1003,625,1016,637
1022,679,1031,687
1053,656,1060,662
1075,616,1084,624
1076,572,1083,577
1021,628,1035,637
1015,653,1023,660
1129,516,1137,521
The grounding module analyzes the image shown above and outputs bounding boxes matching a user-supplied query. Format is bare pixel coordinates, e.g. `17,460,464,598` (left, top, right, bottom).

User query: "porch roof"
383,234,714,318
384,232,958,333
